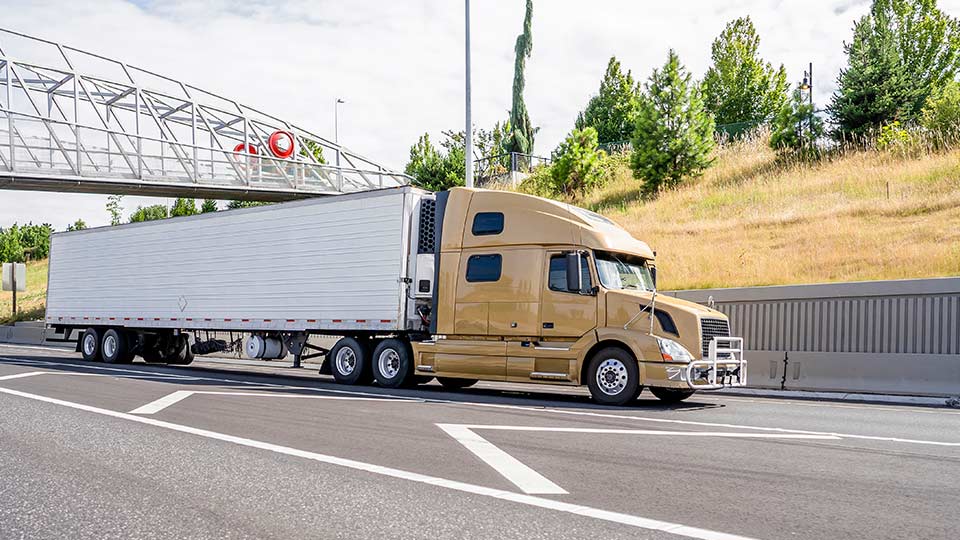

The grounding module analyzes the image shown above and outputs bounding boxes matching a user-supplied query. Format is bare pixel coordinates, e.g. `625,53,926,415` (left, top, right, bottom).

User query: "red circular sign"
268,131,295,159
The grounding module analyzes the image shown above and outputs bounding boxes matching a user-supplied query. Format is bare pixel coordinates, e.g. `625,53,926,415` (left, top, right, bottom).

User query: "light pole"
464,0,474,188
800,62,813,147
334,98,345,144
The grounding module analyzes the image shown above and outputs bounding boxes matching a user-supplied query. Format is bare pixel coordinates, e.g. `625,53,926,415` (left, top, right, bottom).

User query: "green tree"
200,199,219,213
504,0,536,155
0,226,24,263
631,50,715,196
550,127,608,195
17,223,53,259
404,132,465,192
129,205,169,223
921,80,960,145
226,201,271,209
106,194,124,226
770,88,824,154
830,0,960,138
702,16,789,130
575,57,641,144
169,198,198,217
66,219,87,232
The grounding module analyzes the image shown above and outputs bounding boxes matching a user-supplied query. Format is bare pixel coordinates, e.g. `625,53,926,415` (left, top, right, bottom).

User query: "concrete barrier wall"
668,277,960,396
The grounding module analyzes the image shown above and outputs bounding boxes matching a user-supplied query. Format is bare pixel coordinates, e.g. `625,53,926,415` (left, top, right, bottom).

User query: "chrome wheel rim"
378,348,400,379
596,358,628,396
83,334,96,356
103,334,117,359
335,347,357,375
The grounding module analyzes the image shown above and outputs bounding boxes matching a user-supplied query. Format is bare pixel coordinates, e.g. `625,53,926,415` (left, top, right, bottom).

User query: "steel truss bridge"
0,28,410,202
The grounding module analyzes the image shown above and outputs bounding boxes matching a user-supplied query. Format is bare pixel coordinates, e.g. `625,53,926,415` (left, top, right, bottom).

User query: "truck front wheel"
372,338,413,388
586,347,642,406
80,328,103,362
329,337,371,385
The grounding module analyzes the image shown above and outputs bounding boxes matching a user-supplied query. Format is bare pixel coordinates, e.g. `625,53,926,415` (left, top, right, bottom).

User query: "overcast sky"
2,0,959,229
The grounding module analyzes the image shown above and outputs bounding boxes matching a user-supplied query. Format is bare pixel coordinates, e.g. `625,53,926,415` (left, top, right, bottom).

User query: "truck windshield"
595,251,655,291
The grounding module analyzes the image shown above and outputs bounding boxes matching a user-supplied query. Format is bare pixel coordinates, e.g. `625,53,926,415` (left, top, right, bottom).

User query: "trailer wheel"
80,328,103,362
329,337,371,385
372,338,413,388
101,329,131,364
166,335,194,365
585,347,641,406
437,377,478,390
650,387,696,404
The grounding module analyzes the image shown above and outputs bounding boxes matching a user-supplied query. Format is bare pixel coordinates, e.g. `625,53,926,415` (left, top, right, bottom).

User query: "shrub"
921,81,960,147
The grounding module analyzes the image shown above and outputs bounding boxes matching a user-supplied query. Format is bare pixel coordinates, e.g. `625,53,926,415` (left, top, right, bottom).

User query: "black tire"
650,387,696,404
101,329,130,364
371,338,413,388
585,347,642,406
437,377,478,390
329,337,371,385
166,335,194,365
80,328,103,362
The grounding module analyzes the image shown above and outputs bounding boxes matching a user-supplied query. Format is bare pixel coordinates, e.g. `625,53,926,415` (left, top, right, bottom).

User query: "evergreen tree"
575,57,640,144
200,199,219,213
550,127,608,195
830,0,960,138
770,88,824,154
702,17,789,130
170,198,198,217
404,132,464,192
504,0,536,155
631,50,715,197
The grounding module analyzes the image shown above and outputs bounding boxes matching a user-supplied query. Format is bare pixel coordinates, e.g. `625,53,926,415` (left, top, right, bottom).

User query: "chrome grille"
700,318,731,357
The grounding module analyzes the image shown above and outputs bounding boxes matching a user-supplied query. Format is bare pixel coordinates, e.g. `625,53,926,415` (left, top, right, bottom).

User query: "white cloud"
1,0,958,229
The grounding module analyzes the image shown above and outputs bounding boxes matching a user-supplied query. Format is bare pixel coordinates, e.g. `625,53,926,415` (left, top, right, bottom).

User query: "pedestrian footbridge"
0,28,409,202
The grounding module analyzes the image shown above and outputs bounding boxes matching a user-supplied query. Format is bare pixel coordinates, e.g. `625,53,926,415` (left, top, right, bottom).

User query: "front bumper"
683,337,746,389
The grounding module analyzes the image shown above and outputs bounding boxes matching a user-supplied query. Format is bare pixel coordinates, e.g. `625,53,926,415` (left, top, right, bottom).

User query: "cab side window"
466,254,502,282
548,254,592,292
471,212,504,236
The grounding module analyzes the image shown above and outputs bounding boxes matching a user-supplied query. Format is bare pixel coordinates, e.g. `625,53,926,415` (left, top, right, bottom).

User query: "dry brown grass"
0,258,48,324
574,136,960,290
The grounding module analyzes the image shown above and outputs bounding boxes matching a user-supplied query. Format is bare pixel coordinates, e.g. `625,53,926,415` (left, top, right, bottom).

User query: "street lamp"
334,98,345,144
464,0,473,188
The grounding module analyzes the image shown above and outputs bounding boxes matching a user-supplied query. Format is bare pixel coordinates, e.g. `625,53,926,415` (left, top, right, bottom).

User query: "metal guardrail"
668,277,960,397
0,27,411,200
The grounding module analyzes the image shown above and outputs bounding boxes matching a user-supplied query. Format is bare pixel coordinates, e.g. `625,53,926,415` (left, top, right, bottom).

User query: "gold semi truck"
46,186,744,405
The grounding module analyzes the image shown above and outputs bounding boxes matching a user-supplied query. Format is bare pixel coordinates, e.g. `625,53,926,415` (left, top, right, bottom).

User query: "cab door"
539,250,597,339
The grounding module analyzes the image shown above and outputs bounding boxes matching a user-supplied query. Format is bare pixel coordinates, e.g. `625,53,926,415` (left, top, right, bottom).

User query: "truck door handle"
542,322,554,329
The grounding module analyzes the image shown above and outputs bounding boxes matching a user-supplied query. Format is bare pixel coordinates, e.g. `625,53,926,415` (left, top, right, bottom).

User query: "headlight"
657,337,694,362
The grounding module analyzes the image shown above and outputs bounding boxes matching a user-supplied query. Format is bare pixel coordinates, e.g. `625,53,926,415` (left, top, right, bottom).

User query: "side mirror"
565,252,582,292
650,266,658,288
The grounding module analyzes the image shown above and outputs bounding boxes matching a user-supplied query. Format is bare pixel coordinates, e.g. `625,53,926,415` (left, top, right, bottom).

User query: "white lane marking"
0,371,47,381
3,356,959,447
0,386,757,540
129,390,195,414
438,423,840,495
437,424,568,495
129,390,421,414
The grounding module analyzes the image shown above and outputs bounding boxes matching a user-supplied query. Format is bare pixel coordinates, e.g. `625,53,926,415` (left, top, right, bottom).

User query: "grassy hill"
0,258,48,324
568,137,960,290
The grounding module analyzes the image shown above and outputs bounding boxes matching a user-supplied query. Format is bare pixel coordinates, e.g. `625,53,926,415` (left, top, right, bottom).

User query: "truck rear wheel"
166,335,194,365
586,347,642,406
329,337,371,385
101,329,134,364
80,328,103,362
372,338,413,388
650,387,696,403
437,377,478,390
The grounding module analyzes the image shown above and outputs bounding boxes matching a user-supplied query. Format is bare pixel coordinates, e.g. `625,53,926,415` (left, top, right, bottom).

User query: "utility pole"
464,0,474,188
334,98,345,144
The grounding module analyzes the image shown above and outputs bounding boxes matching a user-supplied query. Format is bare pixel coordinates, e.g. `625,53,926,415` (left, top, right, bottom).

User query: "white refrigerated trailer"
46,186,437,366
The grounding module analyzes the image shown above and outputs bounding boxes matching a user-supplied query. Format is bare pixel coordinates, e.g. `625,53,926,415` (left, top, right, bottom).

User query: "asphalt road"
1,343,958,540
